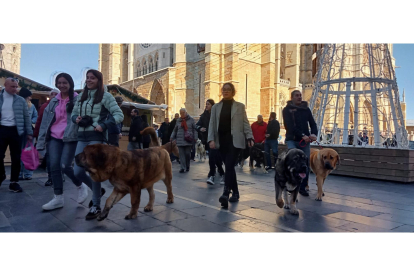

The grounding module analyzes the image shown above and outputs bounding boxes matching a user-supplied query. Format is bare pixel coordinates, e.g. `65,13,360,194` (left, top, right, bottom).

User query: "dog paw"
289,208,299,215
124,214,137,220
276,199,284,208
315,197,322,201
144,206,153,212
166,198,174,204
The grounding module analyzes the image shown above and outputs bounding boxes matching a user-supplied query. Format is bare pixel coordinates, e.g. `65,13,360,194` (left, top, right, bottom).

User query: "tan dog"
75,144,174,220
141,127,160,147
309,148,340,201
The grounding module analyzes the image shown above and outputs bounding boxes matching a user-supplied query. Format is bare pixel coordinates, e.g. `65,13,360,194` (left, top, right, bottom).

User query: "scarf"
181,117,188,131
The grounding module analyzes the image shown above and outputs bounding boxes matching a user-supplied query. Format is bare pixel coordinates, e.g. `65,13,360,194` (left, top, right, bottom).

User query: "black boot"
219,185,231,208
229,190,240,202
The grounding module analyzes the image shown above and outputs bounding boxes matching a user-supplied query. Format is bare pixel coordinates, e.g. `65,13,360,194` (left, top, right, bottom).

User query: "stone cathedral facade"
99,44,405,126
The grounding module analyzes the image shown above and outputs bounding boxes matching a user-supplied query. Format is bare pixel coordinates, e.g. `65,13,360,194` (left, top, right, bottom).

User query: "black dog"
249,143,267,173
274,148,308,215
236,140,251,168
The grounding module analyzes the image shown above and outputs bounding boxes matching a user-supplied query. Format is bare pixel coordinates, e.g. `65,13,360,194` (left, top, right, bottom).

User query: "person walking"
0,78,33,192
251,115,267,143
71,69,124,220
196,99,225,185
158,117,170,145
107,96,124,147
34,89,59,186
264,112,280,170
18,87,38,181
127,109,143,150
170,108,197,173
141,114,150,149
168,113,180,162
282,90,317,197
208,83,254,208
37,73,89,210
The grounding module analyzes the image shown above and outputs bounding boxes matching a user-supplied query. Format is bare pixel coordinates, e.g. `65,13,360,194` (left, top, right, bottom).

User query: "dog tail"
141,127,160,147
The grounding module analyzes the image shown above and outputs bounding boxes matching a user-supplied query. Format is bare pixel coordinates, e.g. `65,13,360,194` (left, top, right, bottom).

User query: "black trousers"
219,142,241,193
108,133,120,147
205,142,224,177
0,126,22,182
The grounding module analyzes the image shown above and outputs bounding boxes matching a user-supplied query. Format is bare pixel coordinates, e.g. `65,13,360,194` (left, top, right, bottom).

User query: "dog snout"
324,162,333,170
301,165,308,172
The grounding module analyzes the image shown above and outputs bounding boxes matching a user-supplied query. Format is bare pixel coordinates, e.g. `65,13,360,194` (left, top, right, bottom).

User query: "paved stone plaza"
1,159,414,232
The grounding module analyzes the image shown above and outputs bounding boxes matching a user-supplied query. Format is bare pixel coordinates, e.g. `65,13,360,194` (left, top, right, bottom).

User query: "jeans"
74,141,103,207
20,136,33,179
178,146,192,171
0,126,22,182
265,139,278,168
219,142,241,193
286,140,310,191
48,137,81,195
127,141,141,150
108,133,119,147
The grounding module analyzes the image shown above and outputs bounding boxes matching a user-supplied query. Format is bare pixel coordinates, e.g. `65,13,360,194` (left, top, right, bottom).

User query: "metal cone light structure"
309,44,408,149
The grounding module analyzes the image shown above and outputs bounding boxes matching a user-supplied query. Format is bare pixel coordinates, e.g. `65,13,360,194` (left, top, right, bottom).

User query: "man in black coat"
127,109,143,150
264,112,280,170
282,90,318,197
159,117,170,145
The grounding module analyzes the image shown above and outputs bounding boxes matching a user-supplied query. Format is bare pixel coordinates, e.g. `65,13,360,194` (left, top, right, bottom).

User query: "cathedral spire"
403,88,406,102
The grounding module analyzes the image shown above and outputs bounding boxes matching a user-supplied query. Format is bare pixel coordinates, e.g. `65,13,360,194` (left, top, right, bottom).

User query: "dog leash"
299,139,323,150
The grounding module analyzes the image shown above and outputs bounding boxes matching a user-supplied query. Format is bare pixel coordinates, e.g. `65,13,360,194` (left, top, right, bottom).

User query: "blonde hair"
26,97,32,108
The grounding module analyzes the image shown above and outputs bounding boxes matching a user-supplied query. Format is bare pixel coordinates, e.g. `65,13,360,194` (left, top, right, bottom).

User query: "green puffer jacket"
71,88,124,142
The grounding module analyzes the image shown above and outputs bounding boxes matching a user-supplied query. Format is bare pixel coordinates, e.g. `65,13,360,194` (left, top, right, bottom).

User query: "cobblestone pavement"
1,159,414,232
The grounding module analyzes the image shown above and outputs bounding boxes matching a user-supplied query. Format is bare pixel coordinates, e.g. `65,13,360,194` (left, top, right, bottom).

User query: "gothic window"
136,61,141,77
148,56,153,73
197,44,205,53
143,59,147,75
154,53,159,71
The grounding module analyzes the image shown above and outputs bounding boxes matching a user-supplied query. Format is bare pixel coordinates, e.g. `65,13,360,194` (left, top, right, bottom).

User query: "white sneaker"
42,195,64,210
220,175,225,185
77,183,89,204
207,176,215,185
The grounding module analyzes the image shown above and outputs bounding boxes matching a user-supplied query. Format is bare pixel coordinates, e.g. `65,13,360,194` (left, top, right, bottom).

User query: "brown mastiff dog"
310,148,340,201
75,144,174,220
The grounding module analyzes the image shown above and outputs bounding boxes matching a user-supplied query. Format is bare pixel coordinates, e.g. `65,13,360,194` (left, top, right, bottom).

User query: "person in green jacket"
71,69,124,220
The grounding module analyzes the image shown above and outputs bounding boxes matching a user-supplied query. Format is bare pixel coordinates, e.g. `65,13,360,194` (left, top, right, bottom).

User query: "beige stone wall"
101,43,404,131
1,43,21,74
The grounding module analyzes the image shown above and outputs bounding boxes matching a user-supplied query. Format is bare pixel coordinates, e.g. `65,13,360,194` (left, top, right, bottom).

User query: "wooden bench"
278,144,414,183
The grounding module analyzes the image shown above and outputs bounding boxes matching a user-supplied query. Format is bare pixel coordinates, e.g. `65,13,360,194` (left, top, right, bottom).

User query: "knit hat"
19,87,32,99
49,88,60,96
115,96,124,104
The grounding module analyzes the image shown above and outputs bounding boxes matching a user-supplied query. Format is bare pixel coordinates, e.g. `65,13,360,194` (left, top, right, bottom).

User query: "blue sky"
19,43,414,119
20,44,98,90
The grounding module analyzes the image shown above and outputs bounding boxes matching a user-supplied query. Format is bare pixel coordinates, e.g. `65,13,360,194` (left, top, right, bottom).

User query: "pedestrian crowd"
0,72,318,217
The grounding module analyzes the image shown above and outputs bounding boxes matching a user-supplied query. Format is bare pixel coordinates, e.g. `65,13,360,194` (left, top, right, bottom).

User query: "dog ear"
335,154,341,167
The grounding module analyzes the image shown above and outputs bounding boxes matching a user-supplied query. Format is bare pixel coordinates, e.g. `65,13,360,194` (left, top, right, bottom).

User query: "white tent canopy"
121,102,168,111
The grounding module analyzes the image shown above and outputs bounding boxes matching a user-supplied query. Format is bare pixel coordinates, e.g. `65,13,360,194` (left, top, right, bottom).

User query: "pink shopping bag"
21,141,40,171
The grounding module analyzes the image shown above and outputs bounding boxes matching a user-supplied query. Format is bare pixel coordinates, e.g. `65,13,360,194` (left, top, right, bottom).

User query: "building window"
143,59,147,75
136,61,141,77
197,44,205,53
154,53,159,71
148,56,153,73
163,52,165,58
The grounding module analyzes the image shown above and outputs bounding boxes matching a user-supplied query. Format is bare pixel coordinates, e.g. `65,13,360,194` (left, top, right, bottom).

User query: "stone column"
128,43,135,81
285,44,301,92
260,43,275,119
204,44,223,104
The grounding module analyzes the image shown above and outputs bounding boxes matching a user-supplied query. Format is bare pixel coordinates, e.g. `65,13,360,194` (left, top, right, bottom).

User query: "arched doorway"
150,79,166,124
